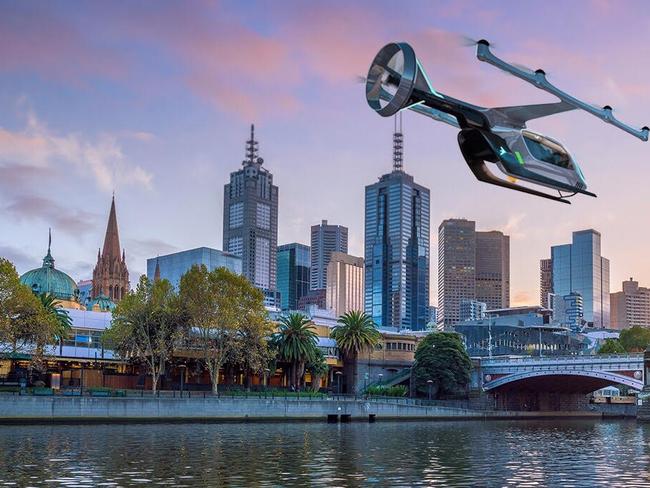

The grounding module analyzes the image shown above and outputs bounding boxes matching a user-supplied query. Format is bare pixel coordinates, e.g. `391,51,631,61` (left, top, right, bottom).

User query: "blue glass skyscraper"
364,119,430,330
277,243,311,311
551,229,610,328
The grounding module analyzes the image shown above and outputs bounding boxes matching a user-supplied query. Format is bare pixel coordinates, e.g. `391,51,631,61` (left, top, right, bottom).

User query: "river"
0,420,648,487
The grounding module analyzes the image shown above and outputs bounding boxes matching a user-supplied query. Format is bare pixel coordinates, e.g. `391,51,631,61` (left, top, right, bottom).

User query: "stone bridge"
478,354,644,411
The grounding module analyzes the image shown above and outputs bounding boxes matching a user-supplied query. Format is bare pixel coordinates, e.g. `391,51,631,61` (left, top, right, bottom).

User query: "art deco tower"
92,196,130,302
223,125,279,306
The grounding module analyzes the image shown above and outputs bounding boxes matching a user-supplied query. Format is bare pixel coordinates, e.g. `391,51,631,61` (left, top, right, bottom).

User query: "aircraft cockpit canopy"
521,130,573,169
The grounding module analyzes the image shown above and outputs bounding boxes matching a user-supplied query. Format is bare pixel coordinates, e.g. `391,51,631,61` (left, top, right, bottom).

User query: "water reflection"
0,420,649,487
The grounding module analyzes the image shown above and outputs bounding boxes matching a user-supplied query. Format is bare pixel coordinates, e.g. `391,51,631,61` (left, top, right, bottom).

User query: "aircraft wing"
475,40,649,141
485,101,575,128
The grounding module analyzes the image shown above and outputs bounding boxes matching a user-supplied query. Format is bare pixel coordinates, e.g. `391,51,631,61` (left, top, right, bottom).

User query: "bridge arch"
483,370,643,392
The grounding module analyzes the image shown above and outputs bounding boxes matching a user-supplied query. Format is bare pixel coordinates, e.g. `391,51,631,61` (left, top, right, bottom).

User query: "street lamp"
427,379,433,401
335,371,343,395
179,364,186,398
264,368,271,391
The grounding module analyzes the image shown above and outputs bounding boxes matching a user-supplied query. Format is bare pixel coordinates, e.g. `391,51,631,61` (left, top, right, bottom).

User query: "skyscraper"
92,196,129,302
364,116,430,330
276,243,311,311
326,252,364,318
540,258,553,308
146,247,242,290
551,229,610,328
475,231,510,310
438,219,476,327
438,220,510,327
223,125,279,305
310,220,348,291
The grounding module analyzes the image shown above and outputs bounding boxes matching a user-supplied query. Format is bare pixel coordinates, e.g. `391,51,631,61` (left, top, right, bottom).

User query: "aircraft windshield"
522,131,572,169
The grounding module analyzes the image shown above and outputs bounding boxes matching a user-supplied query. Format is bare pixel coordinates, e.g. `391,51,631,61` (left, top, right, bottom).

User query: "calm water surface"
1,420,649,487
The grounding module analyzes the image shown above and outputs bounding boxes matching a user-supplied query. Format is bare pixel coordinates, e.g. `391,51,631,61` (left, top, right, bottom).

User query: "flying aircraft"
365,40,648,204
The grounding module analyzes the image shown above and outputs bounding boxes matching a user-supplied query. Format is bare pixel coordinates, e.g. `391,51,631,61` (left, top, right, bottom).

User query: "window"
256,203,271,230
254,237,270,288
228,237,243,257
229,202,244,228
522,131,572,169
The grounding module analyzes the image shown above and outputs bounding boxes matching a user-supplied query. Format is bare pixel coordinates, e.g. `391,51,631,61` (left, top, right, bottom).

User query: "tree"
413,332,472,399
598,338,626,354
330,310,381,394
107,275,184,393
38,293,72,354
306,348,329,392
273,312,318,389
619,326,650,352
0,258,57,362
180,265,268,394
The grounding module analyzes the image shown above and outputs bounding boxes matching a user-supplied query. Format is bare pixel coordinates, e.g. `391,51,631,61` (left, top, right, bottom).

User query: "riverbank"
0,396,606,424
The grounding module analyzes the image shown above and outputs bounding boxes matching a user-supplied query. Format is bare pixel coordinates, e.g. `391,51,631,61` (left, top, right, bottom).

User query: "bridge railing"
480,354,642,366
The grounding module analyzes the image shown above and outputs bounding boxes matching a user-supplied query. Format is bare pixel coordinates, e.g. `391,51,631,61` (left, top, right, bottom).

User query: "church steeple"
102,195,121,260
92,195,130,302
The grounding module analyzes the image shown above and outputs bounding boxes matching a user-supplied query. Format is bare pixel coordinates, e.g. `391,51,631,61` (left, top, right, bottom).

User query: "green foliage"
179,265,269,393
38,293,72,343
598,338,626,354
330,311,381,359
619,326,650,352
0,258,58,362
273,312,319,388
330,311,381,393
413,332,472,399
306,348,329,392
107,275,185,392
366,385,408,397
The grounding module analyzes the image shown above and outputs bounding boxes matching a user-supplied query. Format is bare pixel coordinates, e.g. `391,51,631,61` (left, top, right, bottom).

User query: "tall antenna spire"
48,227,52,254
244,123,260,165
392,112,403,172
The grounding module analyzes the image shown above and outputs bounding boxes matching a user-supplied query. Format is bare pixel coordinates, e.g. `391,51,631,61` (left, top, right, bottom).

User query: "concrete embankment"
0,396,604,424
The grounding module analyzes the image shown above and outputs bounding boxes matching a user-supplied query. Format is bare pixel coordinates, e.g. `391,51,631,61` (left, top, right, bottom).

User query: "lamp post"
335,371,343,395
179,364,186,398
427,379,433,401
264,368,271,391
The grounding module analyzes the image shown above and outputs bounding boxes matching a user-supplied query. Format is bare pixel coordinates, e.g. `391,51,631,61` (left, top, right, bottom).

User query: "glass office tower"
364,122,430,330
146,247,242,289
551,229,610,328
277,243,311,311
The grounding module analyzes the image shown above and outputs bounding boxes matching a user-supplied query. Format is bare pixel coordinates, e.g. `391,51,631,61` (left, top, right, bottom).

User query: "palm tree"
273,313,318,389
330,310,381,394
38,293,72,355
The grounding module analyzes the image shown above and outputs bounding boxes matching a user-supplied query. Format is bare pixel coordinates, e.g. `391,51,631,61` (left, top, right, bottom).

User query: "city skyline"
1,1,649,308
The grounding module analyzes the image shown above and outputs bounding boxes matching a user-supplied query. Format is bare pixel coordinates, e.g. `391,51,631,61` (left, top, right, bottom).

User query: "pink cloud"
0,6,127,83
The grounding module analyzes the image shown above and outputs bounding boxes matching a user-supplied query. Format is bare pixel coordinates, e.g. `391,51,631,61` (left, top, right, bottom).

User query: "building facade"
146,247,242,289
552,291,584,331
540,258,553,308
326,252,364,318
438,219,476,327
276,243,311,311
310,220,348,291
222,125,279,305
551,229,610,328
364,121,430,330
460,299,487,322
475,231,510,310
92,196,130,302
610,278,650,329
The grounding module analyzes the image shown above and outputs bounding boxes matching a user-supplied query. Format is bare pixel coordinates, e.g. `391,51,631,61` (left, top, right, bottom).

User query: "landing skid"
462,153,572,204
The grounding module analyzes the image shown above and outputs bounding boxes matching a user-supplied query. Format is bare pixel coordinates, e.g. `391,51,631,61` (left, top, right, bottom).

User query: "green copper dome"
20,232,79,302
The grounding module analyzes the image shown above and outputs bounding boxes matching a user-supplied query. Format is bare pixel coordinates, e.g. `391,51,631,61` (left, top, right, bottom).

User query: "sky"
0,0,649,306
